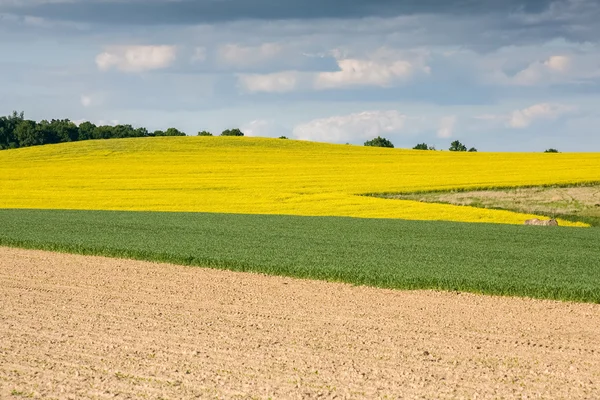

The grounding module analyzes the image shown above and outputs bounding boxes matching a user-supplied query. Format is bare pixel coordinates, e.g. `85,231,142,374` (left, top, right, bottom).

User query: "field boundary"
363,181,600,227
360,180,600,197
1,208,600,304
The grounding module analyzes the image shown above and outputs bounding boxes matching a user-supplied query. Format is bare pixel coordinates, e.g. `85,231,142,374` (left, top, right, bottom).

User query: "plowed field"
1,247,599,399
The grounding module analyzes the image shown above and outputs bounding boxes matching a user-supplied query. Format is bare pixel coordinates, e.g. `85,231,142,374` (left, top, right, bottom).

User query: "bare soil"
1,246,599,399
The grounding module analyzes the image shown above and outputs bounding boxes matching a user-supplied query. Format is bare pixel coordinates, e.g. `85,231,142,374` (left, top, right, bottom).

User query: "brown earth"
1,247,599,399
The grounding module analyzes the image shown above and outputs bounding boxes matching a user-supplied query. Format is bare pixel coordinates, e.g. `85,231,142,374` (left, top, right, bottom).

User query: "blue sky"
1,0,599,151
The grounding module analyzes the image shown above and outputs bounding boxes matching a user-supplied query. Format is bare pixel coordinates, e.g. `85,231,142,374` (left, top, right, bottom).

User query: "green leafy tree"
77,121,97,141
35,120,58,145
49,119,79,142
0,111,197,151
278,136,288,139
449,140,467,152
364,136,394,148
112,124,136,138
165,127,186,136
197,130,213,136
468,147,478,152
221,128,244,136
0,111,24,149
93,125,116,140
544,148,559,153
413,142,436,150
14,120,41,147
134,127,149,137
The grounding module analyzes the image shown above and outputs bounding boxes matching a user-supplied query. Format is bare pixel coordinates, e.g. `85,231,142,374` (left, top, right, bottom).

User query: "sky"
1,0,599,151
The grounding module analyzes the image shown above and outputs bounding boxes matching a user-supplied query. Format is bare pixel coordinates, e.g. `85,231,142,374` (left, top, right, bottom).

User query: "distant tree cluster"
2,111,562,153
364,137,478,152
197,128,246,137
220,128,244,137
413,143,436,150
0,111,185,151
0,111,248,151
364,136,394,148
449,140,477,152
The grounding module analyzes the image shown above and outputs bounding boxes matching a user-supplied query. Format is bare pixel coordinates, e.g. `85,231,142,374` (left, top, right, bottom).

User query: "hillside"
1,136,599,225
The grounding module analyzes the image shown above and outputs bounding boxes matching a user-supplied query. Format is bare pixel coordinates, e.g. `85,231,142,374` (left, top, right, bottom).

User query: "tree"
14,120,41,148
364,136,394,148
197,130,213,136
0,110,195,151
544,148,559,153
164,127,186,136
278,136,288,139
0,111,24,149
36,120,59,144
449,140,467,152
134,127,149,137
49,119,79,142
113,124,136,138
468,147,478,152
413,142,436,150
221,128,244,136
93,125,115,139
77,121,97,141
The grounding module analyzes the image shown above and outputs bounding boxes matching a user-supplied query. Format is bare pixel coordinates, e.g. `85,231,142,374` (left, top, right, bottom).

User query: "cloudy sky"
1,0,599,151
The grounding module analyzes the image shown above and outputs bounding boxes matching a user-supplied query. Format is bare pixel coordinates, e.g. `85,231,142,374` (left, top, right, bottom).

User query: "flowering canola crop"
1,137,599,226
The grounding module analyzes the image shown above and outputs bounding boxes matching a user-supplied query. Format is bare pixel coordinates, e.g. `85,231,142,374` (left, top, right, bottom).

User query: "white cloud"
72,118,118,127
97,119,120,126
95,45,177,72
292,110,407,143
508,103,576,128
480,47,600,87
437,116,457,138
236,46,431,93
472,103,577,129
314,47,430,89
241,119,289,137
237,71,299,93
315,59,413,89
510,55,572,86
80,95,92,107
218,42,282,66
545,55,571,72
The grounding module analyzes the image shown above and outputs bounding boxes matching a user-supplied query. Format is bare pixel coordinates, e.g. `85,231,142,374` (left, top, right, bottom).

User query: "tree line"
0,111,245,151
364,137,478,152
1,111,560,153
365,136,560,153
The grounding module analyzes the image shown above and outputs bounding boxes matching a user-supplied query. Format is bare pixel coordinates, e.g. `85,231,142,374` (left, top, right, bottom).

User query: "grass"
1,208,599,303
374,183,600,227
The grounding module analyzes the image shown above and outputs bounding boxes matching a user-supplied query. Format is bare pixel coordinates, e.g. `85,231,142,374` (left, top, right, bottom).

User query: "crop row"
1,208,599,303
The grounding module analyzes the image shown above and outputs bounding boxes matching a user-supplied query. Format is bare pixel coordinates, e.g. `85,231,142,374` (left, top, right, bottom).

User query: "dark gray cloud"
2,0,554,25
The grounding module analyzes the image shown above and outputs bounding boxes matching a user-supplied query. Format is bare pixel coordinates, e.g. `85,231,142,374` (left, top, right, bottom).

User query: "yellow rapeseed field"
1,137,599,226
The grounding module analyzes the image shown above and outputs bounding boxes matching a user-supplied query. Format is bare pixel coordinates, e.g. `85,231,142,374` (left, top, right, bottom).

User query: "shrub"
364,136,394,148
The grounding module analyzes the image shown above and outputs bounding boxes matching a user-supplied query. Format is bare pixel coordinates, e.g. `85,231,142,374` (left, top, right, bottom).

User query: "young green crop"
1,209,599,303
